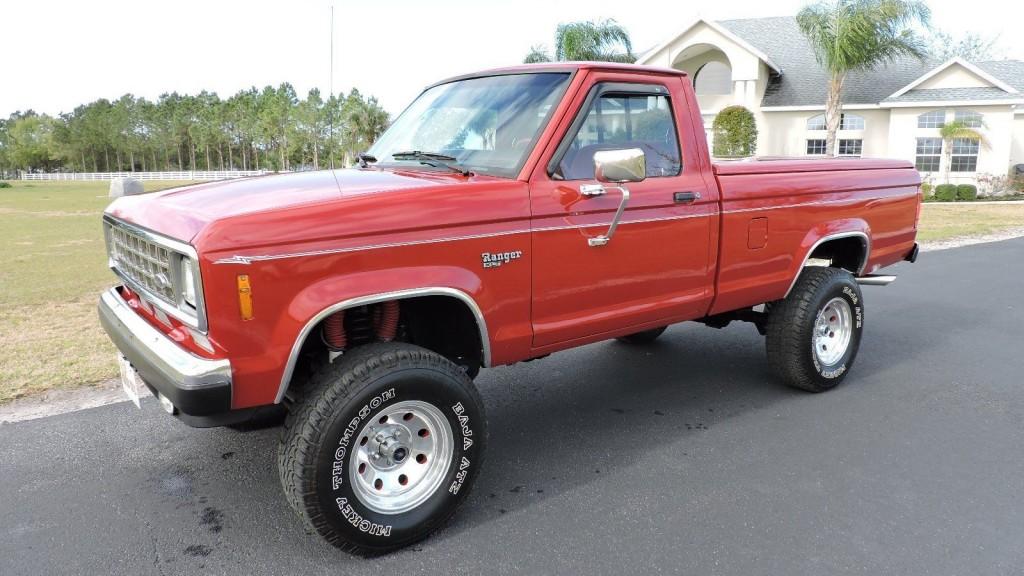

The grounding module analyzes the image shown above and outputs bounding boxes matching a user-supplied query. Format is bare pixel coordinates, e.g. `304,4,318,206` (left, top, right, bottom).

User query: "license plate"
118,354,146,408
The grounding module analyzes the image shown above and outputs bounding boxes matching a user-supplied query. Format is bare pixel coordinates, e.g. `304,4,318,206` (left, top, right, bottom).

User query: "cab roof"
428,62,688,90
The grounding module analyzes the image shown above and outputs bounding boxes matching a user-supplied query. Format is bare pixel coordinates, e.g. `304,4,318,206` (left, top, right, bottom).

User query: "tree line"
0,84,390,175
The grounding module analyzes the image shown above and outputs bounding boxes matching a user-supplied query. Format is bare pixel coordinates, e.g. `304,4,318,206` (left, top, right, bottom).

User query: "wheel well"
399,296,484,370
807,235,867,274
284,295,485,399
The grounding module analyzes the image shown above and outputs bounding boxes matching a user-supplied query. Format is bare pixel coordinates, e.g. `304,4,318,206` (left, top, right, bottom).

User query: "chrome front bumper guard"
98,287,232,416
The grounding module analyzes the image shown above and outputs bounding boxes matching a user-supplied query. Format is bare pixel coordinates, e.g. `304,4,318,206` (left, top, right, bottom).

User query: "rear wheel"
615,326,667,345
766,267,863,392
278,342,486,554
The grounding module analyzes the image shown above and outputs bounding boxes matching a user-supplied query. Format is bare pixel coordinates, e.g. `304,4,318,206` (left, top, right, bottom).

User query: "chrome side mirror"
578,148,645,248
594,148,646,183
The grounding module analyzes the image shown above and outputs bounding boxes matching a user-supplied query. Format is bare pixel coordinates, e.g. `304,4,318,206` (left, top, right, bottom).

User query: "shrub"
934,184,958,201
0,181,11,188
712,106,757,158
956,184,978,201
920,182,933,198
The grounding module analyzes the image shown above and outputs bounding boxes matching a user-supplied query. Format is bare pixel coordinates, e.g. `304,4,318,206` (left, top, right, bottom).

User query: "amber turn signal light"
237,275,254,321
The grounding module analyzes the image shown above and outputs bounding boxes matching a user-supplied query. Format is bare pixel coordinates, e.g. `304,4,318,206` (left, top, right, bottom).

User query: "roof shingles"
884,87,1019,103
717,16,1024,107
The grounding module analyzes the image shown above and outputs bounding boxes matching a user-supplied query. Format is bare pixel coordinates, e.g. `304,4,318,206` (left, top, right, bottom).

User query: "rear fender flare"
784,221,870,298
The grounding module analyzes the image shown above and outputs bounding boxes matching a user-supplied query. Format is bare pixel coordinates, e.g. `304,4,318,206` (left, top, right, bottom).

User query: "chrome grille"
107,223,176,303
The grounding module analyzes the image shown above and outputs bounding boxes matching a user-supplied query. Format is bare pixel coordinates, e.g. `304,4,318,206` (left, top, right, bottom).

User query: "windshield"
368,73,571,179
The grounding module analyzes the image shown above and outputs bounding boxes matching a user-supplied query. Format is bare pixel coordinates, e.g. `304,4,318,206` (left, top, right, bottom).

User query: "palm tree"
523,19,635,64
939,119,985,184
797,0,930,156
523,46,551,63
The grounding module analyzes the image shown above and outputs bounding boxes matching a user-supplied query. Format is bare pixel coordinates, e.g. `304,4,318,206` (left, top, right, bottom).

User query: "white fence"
20,170,272,181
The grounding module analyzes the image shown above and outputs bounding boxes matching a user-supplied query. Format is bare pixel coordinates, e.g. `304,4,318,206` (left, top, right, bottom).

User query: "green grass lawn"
917,203,1024,242
0,180,193,403
1,182,1022,404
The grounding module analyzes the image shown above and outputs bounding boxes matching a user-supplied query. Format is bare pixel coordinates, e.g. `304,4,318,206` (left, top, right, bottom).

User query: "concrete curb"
0,379,151,425
919,228,1024,252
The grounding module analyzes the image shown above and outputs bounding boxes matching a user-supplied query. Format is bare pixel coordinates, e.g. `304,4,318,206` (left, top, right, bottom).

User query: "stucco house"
638,16,1024,188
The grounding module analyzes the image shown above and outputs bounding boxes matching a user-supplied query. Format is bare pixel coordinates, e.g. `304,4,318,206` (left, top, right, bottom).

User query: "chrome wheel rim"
813,297,853,367
349,400,454,515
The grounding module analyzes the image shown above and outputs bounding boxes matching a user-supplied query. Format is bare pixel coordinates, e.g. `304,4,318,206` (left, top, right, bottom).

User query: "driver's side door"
528,73,717,349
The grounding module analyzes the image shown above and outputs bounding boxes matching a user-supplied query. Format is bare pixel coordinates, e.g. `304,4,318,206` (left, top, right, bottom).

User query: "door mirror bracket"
579,149,645,247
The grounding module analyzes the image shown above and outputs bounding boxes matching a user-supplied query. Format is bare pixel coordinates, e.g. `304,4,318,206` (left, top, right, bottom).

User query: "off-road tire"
766,267,863,392
616,326,667,345
278,342,486,555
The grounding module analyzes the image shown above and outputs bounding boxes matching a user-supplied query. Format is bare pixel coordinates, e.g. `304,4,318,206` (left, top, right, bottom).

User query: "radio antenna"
329,3,335,171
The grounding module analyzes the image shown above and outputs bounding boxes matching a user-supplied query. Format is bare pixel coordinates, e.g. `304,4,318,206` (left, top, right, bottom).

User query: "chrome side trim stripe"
215,211,715,264
215,194,915,265
216,228,532,265
719,195,894,215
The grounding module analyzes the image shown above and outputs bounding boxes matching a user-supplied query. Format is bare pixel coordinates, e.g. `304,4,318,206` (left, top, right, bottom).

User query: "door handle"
578,183,631,247
674,191,701,204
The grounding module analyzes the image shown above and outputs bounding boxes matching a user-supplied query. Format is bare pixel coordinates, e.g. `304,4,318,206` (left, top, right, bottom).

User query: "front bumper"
98,287,232,416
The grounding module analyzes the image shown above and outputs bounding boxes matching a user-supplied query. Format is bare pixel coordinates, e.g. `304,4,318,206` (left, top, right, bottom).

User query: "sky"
2,0,1022,118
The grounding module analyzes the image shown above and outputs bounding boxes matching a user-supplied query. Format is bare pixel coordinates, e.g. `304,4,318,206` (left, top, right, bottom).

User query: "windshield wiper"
390,151,472,176
392,150,457,161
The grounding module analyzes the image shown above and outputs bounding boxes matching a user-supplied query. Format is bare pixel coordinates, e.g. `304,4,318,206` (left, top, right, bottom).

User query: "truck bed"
709,157,921,315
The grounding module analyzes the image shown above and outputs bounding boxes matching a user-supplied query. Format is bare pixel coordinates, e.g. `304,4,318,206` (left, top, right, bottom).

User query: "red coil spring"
375,300,400,342
323,310,347,350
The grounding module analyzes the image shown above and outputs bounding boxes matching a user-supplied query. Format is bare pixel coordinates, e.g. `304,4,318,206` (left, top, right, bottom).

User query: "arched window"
918,110,945,128
694,61,732,95
806,113,865,130
954,109,983,128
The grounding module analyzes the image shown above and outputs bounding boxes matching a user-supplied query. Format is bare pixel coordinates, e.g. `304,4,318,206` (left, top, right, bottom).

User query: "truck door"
529,73,717,348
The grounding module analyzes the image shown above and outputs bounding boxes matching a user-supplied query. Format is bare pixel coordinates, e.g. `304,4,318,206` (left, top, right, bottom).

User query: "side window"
556,92,681,180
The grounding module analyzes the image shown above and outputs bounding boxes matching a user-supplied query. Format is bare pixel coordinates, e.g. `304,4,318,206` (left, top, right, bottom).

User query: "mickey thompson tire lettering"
331,388,396,491
278,342,487,555
765,267,864,393
336,497,392,537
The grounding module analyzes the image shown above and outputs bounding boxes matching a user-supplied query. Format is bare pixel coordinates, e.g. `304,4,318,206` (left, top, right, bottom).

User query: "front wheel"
765,267,863,392
278,342,486,554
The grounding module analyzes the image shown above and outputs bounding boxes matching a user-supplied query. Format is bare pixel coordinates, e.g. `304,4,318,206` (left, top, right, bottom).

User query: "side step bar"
856,274,897,286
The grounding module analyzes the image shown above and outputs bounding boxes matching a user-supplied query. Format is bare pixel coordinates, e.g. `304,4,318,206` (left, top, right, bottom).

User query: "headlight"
181,257,197,308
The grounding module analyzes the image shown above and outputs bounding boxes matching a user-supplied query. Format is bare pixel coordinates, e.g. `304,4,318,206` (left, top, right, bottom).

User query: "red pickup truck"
99,62,921,553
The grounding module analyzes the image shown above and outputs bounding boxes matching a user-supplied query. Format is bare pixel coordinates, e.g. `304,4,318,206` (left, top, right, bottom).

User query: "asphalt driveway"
3,238,1024,575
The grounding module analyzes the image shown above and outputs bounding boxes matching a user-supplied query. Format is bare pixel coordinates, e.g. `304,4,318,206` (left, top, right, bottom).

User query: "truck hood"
105,169,490,242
